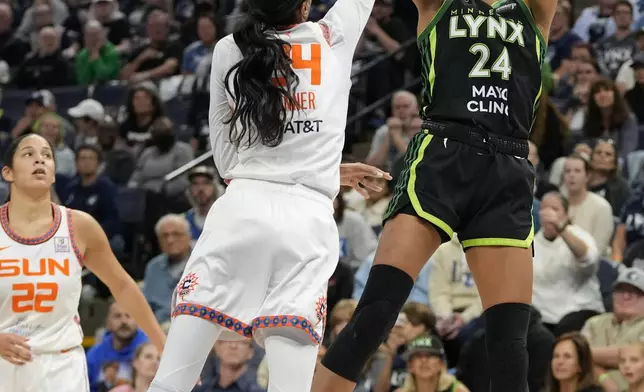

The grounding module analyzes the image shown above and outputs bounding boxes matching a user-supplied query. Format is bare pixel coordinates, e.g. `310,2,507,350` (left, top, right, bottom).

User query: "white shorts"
0,346,89,392
172,179,339,347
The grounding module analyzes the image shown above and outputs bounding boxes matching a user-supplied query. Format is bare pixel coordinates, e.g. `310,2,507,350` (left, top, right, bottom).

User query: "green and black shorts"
384,121,535,250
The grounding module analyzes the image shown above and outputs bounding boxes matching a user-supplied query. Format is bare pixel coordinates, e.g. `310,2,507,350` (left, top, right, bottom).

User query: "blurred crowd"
3,0,644,390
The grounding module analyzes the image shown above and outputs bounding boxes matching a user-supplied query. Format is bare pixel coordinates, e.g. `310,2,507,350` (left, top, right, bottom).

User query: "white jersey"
0,204,84,353
209,0,374,201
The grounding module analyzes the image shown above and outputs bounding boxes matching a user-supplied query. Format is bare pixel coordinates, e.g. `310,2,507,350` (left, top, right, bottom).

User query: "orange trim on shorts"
252,315,322,345
172,303,253,338
0,202,62,245
66,209,84,266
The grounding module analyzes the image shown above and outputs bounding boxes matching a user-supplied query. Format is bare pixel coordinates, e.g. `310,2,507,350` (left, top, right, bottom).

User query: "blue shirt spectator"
143,214,193,322
62,145,120,239
353,250,430,305
181,15,217,74
533,198,541,233
86,302,149,392
197,341,265,392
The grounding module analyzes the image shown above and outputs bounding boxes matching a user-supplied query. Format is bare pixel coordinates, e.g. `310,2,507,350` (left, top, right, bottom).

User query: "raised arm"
319,0,376,51
74,210,166,352
526,0,558,42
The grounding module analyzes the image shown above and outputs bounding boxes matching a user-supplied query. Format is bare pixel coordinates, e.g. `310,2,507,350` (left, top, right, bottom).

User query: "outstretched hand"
340,163,392,199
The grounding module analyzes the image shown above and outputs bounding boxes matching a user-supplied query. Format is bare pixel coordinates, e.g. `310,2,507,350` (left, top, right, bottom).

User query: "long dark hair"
545,332,599,392
223,0,304,148
584,78,632,138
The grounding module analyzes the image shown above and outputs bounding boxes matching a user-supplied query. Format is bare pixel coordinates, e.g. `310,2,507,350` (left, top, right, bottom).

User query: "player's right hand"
0,333,32,365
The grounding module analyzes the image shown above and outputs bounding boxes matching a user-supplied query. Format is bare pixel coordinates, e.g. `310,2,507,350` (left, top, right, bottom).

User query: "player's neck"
7,193,52,224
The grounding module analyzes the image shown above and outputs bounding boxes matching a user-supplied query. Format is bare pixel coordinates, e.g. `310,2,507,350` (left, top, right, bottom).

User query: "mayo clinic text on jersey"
448,8,525,117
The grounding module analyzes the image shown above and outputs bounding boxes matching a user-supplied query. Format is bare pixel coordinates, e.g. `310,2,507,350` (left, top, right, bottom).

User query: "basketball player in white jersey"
0,133,166,392
147,0,381,391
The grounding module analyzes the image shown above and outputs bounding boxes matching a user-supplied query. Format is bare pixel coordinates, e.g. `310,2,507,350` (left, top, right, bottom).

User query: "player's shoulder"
66,209,100,235
214,34,240,55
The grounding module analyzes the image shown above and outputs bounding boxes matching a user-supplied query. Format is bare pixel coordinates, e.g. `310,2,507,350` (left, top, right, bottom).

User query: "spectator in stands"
588,139,631,216
143,214,192,322
86,301,150,392
26,2,72,56
595,0,636,80
68,98,106,148
120,9,182,84
429,236,483,366
550,143,592,187
547,1,582,72
181,13,217,74
584,78,638,156
11,90,55,138
109,343,160,392
197,340,265,392
37,112,76,176
354,249,430,306
12,26,70,88
127,0,174,33
75,20,120,85
617,29,644,92
396,336,469,392
619,342,644,391
545,332,602,392
532,191,604,332
89,0,132,55
457,306,554,392
120,83,165,150
63,144,122,242
184,165,218,240
582,267,644,391
97,119,136,186
364,0,414,99
16,0,69,40
573,0,618,43
612,188,644,263
327,299,358,340
333,194,378,270
0,4,29,67
562,153,615,253
128,116,193,197
366,91,419,170
625,52,644,125
374,304,436,392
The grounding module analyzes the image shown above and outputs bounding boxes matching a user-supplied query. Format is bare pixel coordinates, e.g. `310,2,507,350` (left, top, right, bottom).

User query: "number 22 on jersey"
0,258,68,313
273,43,322,86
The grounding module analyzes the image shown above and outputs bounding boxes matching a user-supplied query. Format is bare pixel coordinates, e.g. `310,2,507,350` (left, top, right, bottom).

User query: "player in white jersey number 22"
147,0,383,391
0,133,166,392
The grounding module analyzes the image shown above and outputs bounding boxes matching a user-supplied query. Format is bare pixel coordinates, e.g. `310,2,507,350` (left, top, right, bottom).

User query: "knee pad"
322,265,413,382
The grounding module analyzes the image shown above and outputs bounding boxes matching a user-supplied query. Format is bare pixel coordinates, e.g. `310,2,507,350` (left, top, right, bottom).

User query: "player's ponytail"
223,1,304,148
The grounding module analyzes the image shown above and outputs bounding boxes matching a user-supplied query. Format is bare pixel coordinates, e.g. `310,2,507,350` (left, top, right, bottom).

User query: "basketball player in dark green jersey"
312,0,557,391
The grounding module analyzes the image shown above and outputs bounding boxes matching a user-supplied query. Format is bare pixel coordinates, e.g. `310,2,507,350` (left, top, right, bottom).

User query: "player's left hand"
340,163,392,199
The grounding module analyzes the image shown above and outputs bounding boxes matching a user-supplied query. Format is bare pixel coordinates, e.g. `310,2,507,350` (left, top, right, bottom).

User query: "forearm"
560,227,591,259
592,346,621,368
138,61,177,81
390,132,409,153
110,278,166,351
612,225,626,261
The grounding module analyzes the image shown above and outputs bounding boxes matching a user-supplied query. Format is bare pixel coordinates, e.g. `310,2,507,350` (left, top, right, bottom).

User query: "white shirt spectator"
533,224,604,324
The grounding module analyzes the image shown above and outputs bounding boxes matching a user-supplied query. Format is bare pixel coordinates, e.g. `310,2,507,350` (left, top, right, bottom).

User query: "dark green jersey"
418,0,546,140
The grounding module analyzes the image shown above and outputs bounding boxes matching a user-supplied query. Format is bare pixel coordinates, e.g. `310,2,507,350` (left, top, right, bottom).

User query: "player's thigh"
254,204,338,347
461,156,535,309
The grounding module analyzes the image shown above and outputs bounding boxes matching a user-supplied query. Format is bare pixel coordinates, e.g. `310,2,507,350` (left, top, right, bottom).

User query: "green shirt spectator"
75,20,120,85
